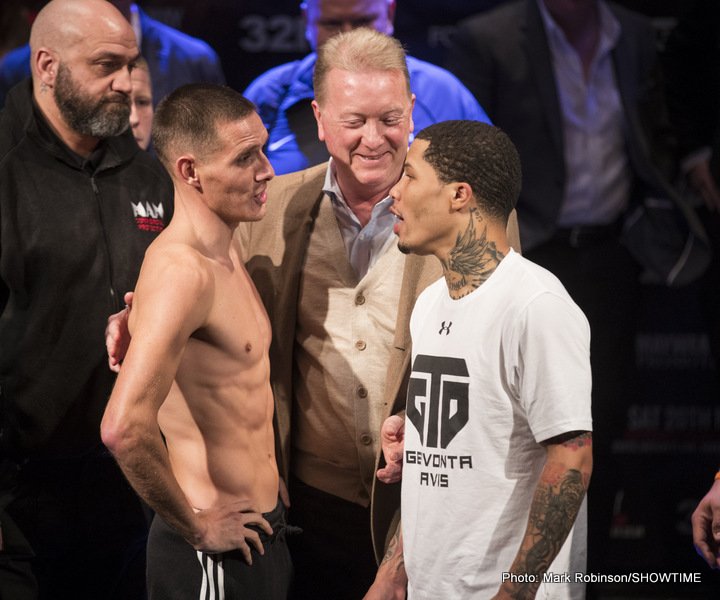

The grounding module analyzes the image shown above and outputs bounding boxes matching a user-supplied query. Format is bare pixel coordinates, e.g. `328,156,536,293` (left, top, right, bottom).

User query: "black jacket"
0,81,173,459
445,0,709,285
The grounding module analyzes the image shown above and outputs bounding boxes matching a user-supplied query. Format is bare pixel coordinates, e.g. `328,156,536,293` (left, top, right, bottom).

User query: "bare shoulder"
141,240,213,292
131,240,215,334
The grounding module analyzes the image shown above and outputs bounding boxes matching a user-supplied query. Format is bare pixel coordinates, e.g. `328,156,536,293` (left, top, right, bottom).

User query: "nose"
389,180,401,201
362,120,382,148
112,66,133,95
129,101,139,128
257,150,275,181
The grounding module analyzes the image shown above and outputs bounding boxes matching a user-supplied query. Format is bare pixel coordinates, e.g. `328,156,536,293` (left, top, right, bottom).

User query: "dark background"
142,0,684,91
2,1,719,597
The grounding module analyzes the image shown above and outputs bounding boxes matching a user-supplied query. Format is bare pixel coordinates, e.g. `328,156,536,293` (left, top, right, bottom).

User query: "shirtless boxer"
101,83,290,600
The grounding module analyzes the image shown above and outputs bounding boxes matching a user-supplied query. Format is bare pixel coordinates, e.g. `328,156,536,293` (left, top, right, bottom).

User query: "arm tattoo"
381,527,404,573
559,432,592,452
546,431,593,452
442,209,504,297
504,470,587,599
545,432,593,488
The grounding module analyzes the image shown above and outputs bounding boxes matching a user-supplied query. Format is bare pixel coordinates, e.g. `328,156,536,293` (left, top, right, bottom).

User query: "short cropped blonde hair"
313,28,411,105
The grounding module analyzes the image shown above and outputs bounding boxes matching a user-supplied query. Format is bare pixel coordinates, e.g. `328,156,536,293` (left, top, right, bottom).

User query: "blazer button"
355,340,367,351
355,294,366,306
357,386,368,398
360,434,372,445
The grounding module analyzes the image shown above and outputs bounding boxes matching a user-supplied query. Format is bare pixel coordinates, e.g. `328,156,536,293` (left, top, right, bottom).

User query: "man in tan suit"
110,28,519,599
239,29,519,599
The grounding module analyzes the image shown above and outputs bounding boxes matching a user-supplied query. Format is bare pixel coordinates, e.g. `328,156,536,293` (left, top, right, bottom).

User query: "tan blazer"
237,162,521,562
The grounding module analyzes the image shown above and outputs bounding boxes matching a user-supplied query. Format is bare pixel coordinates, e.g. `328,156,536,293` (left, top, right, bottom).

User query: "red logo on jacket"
131,202,165,232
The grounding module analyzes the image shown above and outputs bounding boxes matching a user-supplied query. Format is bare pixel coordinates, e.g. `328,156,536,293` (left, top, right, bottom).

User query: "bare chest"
185,263,271,378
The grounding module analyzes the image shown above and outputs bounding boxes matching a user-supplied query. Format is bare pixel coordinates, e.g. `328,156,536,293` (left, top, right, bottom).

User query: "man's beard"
54,63,131,139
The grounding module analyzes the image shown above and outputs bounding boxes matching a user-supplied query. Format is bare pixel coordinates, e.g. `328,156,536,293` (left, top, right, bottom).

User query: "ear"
177,155,202,191
408,93,416,134
449,182,473,212
311,99,325,142
34,48,58,87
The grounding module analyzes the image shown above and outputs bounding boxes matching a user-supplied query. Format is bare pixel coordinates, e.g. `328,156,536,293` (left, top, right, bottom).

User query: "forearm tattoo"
442,209,504,297
381,528,405,574
504,469,587,599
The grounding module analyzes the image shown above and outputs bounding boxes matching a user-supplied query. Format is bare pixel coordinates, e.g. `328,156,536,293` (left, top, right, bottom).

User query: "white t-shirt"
402,250,592,599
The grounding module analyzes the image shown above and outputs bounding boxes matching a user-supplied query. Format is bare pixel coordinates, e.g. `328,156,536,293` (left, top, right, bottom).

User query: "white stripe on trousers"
196,551,225,600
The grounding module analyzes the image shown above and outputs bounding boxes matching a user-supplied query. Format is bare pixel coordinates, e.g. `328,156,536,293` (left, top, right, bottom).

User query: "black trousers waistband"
247,497,297,543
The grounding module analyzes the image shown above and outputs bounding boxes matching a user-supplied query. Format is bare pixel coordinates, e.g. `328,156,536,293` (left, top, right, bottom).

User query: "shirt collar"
322,157,342,202
537,0,620,57
322,158,394,218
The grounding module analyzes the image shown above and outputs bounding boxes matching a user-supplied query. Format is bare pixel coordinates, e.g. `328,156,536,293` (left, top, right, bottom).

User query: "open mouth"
392,213,403,235
253,186,267,205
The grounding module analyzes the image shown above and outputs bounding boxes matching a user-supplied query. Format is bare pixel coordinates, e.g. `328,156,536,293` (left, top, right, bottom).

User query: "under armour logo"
438,321,453,335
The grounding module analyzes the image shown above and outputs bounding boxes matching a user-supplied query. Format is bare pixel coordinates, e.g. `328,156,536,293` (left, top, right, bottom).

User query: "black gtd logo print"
407,355,469,449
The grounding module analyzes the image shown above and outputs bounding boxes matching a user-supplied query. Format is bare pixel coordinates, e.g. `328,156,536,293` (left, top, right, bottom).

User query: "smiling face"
312,67,413,200
390,139,458,257
129,66,153,150
195,113,274,226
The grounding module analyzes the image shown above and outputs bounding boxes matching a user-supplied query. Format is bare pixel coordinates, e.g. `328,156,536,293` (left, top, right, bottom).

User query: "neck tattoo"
442,209,504,299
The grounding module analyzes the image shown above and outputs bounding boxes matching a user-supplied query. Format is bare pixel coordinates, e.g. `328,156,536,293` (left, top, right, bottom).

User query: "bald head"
30,0,140,153
30,0,135,76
